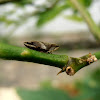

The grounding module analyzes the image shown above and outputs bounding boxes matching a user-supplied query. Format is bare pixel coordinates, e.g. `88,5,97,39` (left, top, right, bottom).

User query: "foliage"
36,0,93,26
15,0,33,6
65,14,83,22
17,68,100,100
74,68,100,100
64,0,93,22
0,15,18,25
78,0,93,7
17,88,71,100
37,3,69,27
0,0,94,27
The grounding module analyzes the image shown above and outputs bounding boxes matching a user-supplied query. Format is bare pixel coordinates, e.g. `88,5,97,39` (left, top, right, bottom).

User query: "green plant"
0,42,99,76
0,0,100,76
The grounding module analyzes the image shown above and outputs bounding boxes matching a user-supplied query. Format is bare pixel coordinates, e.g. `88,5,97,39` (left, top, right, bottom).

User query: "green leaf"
15,0,33,6
17,88,71,100
78,0,93,8
91,68,100,86
65,15,83,22
36,4,69,27
74,68,100,100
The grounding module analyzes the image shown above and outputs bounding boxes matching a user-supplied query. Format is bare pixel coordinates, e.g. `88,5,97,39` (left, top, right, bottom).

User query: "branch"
70,0,100,41
0,43,99,76
0,0,19,4
0,43,68,68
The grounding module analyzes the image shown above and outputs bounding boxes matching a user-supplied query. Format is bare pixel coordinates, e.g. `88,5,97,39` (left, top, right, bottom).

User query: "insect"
24,41,59,53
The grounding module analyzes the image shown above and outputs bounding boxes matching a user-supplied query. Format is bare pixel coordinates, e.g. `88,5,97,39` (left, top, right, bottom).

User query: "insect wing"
24,42,37,50
24,41,47,52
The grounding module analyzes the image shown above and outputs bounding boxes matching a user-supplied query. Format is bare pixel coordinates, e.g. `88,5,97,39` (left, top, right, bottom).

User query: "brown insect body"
24,41,59,53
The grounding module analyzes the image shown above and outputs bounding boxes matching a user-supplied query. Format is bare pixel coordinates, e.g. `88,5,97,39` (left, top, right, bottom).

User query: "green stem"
0,43,99,76
0,43,68,68
94,51,100,59
70,0,100,41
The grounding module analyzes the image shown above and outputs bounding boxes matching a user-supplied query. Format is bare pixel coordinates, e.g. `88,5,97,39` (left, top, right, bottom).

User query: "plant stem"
70,0,100,41
94,51,100,59
0,43,99,75
0,43,68,68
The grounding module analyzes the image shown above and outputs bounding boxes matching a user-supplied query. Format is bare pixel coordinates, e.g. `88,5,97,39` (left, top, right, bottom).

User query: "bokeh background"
0,0,100,100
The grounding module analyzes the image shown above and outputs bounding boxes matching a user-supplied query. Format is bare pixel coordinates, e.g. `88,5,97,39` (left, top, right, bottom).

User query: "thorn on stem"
57,66,66,75
57,69,63,75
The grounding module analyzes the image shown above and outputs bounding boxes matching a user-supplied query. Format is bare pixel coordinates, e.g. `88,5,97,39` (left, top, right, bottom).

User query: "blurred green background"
0,0,100,100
